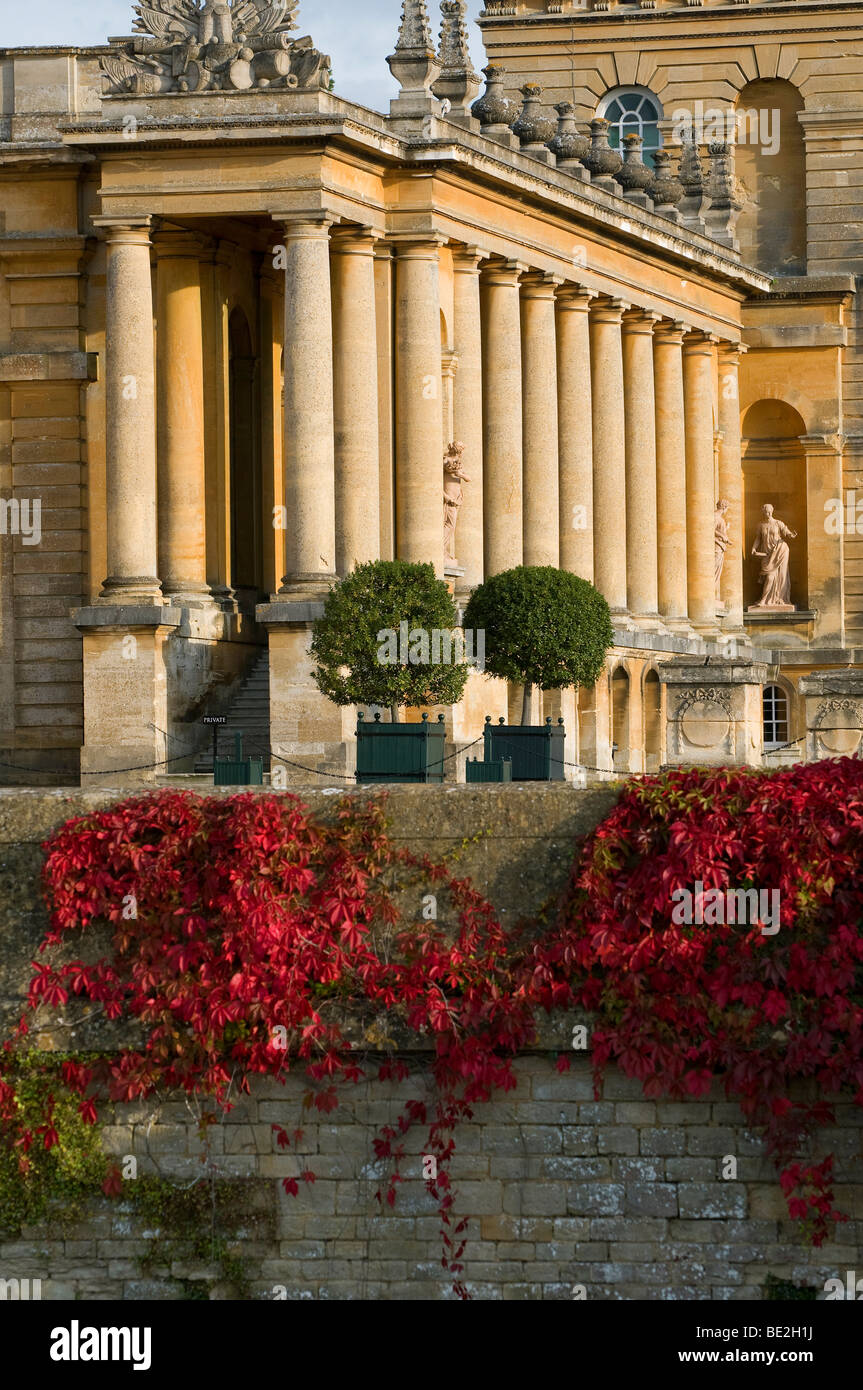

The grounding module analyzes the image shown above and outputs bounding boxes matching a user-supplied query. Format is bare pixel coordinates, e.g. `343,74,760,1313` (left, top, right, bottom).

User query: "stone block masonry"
1,1056,861,1301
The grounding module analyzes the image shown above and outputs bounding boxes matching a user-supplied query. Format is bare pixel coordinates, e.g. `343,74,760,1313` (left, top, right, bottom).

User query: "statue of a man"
750,503,797,609
443,441,470,565
714,498,730,600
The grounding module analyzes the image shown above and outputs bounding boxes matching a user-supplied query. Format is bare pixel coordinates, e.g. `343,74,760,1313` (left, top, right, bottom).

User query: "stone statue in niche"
443,442,470,565
750,503,797,610
714,498,730,600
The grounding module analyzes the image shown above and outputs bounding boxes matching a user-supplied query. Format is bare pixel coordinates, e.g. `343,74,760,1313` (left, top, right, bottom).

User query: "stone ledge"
257,600,326,625
72,605,182,630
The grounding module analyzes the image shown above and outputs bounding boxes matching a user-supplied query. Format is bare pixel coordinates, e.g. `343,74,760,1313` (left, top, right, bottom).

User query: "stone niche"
798,670,863,761
660,659,770,767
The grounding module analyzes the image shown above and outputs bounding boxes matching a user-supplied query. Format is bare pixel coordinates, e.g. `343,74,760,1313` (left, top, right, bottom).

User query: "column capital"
481,257,529,287
622,307,662,333
329,224,382,256
276,212,336,240
390,232,448,258
520,270,565,299
590,295,630,323
653,318,688,346
555,282,596,311
683,329,721,355
91,216,153,246
441,350,460,380
451,243,491,272
717,338,748,362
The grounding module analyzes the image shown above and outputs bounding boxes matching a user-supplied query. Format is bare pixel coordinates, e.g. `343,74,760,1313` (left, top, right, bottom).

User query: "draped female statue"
750,503,796,610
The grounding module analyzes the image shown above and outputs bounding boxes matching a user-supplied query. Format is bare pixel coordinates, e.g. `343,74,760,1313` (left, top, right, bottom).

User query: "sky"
1,1,488,114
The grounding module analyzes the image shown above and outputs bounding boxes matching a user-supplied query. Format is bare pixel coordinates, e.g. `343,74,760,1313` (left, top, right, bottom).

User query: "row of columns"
95,213,745,634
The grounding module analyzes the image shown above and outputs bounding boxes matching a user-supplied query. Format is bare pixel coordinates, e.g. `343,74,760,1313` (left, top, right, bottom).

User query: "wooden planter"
465,756,513,783
483,716,566,781
356,711,447,784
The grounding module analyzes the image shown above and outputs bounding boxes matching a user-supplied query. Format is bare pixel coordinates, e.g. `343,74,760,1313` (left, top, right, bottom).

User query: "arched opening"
734,80,806,276
598,87,663,166
228,306,263,608
644,669,662,772
611,666,630,769
742,400,807,611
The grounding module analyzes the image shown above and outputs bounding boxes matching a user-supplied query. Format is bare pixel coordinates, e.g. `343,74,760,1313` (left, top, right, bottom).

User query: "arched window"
598,87,663,166
763,685,789,750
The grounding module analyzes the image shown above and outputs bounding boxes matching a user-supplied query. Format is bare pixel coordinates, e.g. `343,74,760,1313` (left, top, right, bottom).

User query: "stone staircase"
194,650,271,774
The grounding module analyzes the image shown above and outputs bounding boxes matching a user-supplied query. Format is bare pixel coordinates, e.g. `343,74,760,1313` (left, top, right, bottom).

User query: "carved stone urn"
582,118,623,179
647,149,685,212
617,133,654,193
511,83,556,149
547,102,591,166
471,64,512,129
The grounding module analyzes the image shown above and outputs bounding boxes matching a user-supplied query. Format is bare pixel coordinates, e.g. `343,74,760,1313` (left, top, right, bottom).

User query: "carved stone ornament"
647,150,684,210
813,698,863,756
100,0,332,96
675,686,733,750
511,83,556,148
471,65,513,129
547,102,591,165
616,133,654,193
583,118,623,179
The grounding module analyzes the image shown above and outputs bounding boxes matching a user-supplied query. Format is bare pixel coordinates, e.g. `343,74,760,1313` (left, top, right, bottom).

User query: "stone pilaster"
481,259,525,575
622,309,660,623
717,341,746,632
653,320,689,629
661,659,770,767
278,214,337,596
153,228,212,607
92,218,161,604
394,236,445,575
521,271,561,568
451,245,487,592
331,225,381,575
556,285,594,580
683,331,719,632
589,297,629,613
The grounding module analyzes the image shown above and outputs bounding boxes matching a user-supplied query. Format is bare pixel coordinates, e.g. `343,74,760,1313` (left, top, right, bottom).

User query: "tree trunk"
521,681,534,726
390,704,400,724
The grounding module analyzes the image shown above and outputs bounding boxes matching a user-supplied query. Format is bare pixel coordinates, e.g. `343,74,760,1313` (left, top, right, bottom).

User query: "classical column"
451,245,487,591
481,259,524,576
622,309,660,622
717,341,745,630
374,243,396,561
556,285,594,581
331,225,381,574
200,242,232,606
259,264,284,598
394,236,445,575
94,218,160,603
653,320,689,627
589,297,629,613
683,331,719,630
279,214,336,593
154,229,211,606
521,271,561,569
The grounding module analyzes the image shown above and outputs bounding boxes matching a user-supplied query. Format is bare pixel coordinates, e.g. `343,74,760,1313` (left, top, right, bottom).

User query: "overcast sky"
2,1,489,113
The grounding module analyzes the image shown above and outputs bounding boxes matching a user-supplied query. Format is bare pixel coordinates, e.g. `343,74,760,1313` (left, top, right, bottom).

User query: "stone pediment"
100,0,331,96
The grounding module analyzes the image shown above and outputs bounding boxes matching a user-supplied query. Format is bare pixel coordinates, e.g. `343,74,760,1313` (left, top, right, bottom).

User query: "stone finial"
617,133,654,206
395,0,435,49
582,118,623,188
677,133,707,233
704,141,743,251
647,149,684,222
388,0,441,120
470,65,518,148
547,102,591,171
433,0,481,122
511,83,556,158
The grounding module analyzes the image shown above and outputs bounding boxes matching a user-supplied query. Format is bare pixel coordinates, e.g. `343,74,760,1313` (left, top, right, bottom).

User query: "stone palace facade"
1,0,862,785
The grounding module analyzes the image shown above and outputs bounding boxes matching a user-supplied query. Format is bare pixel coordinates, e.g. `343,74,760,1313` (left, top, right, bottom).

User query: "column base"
97,577,163,605
278,573,336,601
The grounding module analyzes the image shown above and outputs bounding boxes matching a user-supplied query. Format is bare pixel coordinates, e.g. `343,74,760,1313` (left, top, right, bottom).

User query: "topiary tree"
310,559,471,724
463,565,613,725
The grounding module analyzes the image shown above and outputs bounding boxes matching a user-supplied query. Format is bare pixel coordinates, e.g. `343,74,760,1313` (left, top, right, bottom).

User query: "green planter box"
465,756,512,783
356,712,447,784
483,716,566,782
213,731,264,787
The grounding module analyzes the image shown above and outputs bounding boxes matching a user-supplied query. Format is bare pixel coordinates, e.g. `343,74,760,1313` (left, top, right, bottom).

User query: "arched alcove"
611,666,630,769
228,306,263,605
578,682,597,771
742,399,807,611
734,80,806,276
644,669,662,772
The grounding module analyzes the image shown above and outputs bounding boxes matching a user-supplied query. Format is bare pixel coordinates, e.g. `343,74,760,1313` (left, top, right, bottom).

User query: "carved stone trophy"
749,503,797,610
443,441,470,567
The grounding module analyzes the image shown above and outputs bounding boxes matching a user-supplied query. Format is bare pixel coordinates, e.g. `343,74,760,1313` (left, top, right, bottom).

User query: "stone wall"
0,784,861,1301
